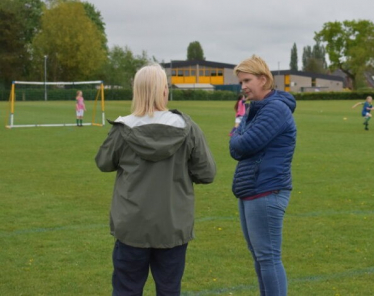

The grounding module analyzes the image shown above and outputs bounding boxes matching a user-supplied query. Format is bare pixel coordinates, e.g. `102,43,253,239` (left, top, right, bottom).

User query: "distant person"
76,90,86,127
229,94,247,136
95,63,216,296
229,55,297,296
352,96,373,130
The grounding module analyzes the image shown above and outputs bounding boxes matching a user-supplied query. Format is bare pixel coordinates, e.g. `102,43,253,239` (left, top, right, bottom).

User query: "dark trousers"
112,240,188,296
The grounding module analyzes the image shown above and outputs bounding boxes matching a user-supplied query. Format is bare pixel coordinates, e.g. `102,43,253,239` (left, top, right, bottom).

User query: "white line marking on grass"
1,209,372,237
289,210,374,217
196,210,374,222
181,266,374,295
195,216,237,222
0,224,107,237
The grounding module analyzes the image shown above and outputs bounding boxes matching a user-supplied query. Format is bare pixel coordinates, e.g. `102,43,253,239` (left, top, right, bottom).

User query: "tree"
32,1,107,81
302,45,312,71
82,2,107,51
45,0,107,51
103,46,150,88
302,42,327,73
315,20,374,89
0,6,26,86
187,41,205,60
289,43,298,71
0,0,44,85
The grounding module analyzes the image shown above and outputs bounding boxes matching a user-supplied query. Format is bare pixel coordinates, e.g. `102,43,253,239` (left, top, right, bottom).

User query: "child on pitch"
352,96,373,130
229,94,247,136
75,90,86,127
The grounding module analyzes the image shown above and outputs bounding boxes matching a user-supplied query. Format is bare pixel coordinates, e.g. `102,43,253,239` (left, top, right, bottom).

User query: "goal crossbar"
13,81,103,85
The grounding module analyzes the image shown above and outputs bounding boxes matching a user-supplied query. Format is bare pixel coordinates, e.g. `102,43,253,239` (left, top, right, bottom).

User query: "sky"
87,0,374,71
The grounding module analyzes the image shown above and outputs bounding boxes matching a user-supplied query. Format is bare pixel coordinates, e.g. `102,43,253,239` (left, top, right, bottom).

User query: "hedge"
1,88,105,101
169,90,237,101
0,88,237,101
126,89,372,101
291,91,373,100
104,89,238,101
0,87,372,101
0,88,8,101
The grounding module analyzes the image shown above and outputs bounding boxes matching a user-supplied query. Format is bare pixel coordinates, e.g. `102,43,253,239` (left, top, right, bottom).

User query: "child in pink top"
76,90,86,127
235,94,247,126
229,94,247,136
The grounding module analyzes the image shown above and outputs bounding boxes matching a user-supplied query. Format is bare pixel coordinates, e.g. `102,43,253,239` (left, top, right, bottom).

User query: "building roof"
162,60,236,69
272,70,344,82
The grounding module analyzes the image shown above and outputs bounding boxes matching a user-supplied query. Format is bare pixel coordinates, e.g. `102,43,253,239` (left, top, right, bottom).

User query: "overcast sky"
87,0,373,71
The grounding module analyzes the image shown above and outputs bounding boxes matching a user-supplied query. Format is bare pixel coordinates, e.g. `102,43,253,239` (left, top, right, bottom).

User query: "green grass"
0,100,373,296
5,100,99,126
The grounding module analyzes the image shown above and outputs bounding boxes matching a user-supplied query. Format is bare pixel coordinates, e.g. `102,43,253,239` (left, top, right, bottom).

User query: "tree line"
0,0,207,91
0,0,153,89
289,19,374,90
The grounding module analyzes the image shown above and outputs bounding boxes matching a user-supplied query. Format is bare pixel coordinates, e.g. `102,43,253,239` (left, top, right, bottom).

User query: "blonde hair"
131,63,168,116
234,55,275,90
366,96,373,101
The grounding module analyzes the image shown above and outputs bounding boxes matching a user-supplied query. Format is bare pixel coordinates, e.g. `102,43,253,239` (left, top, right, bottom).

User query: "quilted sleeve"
229,100,291,161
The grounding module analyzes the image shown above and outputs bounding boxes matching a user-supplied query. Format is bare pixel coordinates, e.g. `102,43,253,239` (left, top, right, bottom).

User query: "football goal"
6,81,105,128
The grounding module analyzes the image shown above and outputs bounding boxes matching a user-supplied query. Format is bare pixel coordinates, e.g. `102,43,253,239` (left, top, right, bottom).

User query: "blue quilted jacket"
230,90,296,198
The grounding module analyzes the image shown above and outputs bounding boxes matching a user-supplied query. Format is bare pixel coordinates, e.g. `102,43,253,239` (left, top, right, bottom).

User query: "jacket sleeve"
188,123,216,184
230,101,290,161
95,126,123,172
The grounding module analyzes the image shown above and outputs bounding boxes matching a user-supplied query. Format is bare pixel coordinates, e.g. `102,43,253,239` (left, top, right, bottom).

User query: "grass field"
0,99,373,296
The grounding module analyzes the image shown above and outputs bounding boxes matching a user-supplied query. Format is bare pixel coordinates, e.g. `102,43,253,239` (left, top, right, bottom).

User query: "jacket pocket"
253,151,265,182
254,158,261,181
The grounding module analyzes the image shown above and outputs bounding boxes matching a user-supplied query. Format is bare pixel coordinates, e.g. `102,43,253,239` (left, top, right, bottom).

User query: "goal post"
92,82,106,127
6,80,105,129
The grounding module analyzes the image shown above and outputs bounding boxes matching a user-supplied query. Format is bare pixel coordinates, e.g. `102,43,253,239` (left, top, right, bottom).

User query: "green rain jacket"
95,110,216,248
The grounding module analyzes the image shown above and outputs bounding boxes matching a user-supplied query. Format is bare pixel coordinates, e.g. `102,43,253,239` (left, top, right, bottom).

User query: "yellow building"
162,61,344,93
162,60,238,89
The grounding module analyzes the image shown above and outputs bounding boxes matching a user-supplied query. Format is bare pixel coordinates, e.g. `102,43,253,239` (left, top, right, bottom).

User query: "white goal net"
6,81,105,128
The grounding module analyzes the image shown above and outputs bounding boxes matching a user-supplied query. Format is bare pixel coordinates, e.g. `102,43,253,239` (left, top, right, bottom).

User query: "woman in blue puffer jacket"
230,55,296,296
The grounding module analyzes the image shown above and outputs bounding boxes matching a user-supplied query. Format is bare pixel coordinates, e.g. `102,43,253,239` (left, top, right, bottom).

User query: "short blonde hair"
131,63,168,116
234,55,275,90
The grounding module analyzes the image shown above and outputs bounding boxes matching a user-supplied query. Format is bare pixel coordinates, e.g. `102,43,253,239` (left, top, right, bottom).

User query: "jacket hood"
251,90,296,113
110,110,191,162
273,90,296,113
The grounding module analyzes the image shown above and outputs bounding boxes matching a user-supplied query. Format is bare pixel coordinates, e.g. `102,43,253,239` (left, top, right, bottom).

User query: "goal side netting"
6,81,105,128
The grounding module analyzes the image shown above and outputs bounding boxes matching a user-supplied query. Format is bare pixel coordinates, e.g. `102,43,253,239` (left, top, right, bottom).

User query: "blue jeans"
112,240,188,296
238,190,291,296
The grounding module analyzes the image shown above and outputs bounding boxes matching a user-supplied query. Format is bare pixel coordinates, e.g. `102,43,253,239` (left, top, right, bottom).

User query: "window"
171,70,176,76
178,70,183,76
191,70,196,76
211,69,217,76
199,70,204,76
205,69,210,76
184,69,189,76
218,69,223,76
